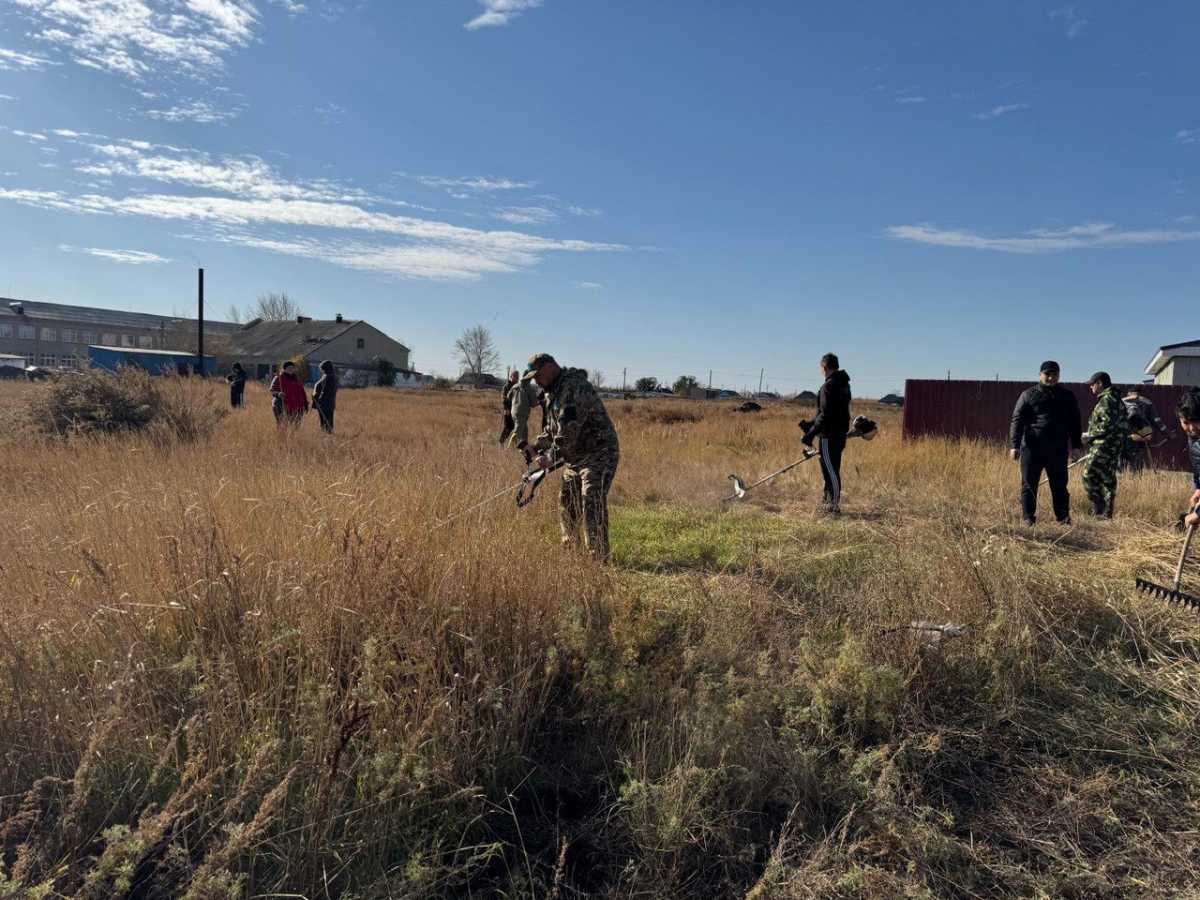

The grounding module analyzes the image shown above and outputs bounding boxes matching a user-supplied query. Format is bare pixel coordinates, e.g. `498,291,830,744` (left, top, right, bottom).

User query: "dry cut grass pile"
2,375,1200,898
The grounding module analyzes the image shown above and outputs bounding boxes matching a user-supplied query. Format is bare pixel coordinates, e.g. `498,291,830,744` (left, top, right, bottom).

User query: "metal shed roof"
1,298,239,333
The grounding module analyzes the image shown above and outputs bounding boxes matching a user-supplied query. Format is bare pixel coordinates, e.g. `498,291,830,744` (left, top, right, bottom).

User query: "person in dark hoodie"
1009,360,1083,526
312,360,337,433
268,361,309,427
226,362,247,409
801,353,852,515
1177,390,1200,529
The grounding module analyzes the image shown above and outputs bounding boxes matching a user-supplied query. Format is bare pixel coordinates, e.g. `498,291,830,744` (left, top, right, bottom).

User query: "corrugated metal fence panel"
902,379,1194,472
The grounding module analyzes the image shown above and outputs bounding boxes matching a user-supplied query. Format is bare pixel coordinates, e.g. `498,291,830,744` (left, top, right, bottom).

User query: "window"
356,338,365,349
80,330,95,345
61,355,78,370
138,335,154,349
120,334,134,348
18,325,35,340
61,328,76,343
0,323,11,338
40,354,57,367
101,333,117,346
24,354,35,367
41,327,57,342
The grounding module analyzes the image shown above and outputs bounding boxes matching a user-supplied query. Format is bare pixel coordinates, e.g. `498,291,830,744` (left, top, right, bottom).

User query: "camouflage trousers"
1082,446,1121,517
559,449,619,562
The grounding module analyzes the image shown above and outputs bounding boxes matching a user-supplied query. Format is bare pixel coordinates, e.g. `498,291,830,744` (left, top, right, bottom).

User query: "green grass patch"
611,504,795,571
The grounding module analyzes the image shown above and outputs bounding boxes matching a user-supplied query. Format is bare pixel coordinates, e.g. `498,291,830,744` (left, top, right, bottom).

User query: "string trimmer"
437,459,564,526
724,416,878,502
1039,450,1094,487
1135,509,1200,610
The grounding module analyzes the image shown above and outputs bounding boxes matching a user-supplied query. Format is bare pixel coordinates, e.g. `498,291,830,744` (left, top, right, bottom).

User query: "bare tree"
225,304,243,325
253,291,303,321
590,369,605,389
454,325,500,382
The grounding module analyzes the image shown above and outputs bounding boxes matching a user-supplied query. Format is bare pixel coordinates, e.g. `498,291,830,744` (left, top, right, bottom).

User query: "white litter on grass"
907,621,969,644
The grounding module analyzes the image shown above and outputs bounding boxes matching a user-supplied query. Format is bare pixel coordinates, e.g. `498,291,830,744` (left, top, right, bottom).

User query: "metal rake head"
1135,577,1200,610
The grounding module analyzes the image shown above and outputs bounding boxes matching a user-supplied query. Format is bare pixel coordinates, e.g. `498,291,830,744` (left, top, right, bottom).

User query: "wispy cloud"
1049,5,1088,39
143,99,243,124
8,0,285,79
896,95,927,105
59,244,170,264
408,173,535,194
974,103,1028,120
0,94,15,101
568,205,602,217
0,47,57,70
3,128,49,142
886,221,1200,253
1178,128,1200,146
576,281,602,289
0,130,625,281
465,0,543,30
494,206,557,225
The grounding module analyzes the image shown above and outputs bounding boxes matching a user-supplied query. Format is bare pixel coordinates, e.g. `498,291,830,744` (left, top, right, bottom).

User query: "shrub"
30,369,225,443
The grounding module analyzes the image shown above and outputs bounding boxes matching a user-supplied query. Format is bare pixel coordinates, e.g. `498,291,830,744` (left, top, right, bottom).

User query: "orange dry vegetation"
1,378,1199,898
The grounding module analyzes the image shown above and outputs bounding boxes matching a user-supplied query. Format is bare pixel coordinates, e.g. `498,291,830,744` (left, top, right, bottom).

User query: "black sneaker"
1057,517,1072,526
1022,518,1036,527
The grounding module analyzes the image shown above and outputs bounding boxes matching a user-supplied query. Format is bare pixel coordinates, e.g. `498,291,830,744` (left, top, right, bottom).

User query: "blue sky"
0,0,1197,394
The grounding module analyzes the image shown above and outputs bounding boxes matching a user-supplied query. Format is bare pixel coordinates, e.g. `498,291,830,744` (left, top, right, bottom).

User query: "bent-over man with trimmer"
801,352,851,516
524,353,620,562
1009,360,1082,526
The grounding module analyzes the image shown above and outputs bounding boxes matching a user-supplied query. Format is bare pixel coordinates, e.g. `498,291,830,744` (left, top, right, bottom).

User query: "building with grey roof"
227,314,412,381
0,297,238,370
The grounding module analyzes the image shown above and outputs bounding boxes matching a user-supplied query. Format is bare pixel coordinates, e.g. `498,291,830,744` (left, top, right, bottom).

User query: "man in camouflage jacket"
1082,371,1130,518
523,353,620,561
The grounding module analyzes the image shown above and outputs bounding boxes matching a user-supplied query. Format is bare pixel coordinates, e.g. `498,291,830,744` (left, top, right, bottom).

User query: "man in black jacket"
801,353,852,515
1009,360,1083,526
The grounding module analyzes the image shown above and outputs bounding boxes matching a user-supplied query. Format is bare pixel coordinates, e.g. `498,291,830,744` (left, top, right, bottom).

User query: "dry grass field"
2,375,1200,898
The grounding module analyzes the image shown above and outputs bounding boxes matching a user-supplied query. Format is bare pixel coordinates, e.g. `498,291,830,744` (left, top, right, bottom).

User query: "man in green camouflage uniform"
523,353,620,561
1081,371,1129,519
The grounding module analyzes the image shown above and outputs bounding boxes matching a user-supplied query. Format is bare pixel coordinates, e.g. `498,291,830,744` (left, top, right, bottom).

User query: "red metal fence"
902,379,1194,472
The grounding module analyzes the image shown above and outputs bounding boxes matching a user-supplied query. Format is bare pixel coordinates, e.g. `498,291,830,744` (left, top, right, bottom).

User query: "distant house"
879,394,904,407
456,372,505,389
793,390,818,402
1145,340,1200,387
227,315,414,383
0,352,24,369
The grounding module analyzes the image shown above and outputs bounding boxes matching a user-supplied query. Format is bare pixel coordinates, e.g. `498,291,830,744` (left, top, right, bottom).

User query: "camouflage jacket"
1086,387,1130,451
535,368,618,464
508,379,542,448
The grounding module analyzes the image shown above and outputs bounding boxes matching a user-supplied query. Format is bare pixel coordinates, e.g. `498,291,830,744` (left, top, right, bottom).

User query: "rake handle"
1174,521,1197,590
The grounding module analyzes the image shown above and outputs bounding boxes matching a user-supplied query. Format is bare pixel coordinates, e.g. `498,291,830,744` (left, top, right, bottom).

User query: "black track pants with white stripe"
818,434,846,509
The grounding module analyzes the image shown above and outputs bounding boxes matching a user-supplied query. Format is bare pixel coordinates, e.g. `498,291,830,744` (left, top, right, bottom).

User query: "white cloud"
59,243,170,264
465,0,543,30
568,205,601,217
974,103,1028,120
494,206,557,225
1049,5,1087,39
896,95,927,104
143,100,243,123
0,47,57,70
576,281,602,289
0,94,16,101
8,129,49,142
886,221,1200,253
1178,129,1199,145
409,173,534,194
8,0,275,79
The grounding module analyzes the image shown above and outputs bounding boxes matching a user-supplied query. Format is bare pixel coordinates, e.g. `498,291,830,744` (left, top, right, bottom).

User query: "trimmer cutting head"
728,474,748,499
1135,577,1200,610
851,415,879,441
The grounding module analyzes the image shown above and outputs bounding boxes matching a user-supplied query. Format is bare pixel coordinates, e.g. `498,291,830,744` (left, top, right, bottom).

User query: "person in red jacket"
268,361,309,426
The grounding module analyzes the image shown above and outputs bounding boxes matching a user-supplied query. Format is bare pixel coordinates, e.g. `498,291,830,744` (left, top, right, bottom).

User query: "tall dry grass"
1,378,1199,898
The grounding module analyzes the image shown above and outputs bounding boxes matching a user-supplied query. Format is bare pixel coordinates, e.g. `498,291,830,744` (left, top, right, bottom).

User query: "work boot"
1022,517,1036,527
1057,516,1072,526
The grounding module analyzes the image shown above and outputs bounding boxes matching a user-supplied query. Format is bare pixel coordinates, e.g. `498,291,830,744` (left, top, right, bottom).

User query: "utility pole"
197,267,205,377
708,369,712,391
622,367,627,392
758,368,764,394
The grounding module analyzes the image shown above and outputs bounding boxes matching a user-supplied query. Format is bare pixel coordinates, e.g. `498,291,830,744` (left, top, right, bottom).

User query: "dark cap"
1088,371,1111,387
521,352,556,381
1039,360,1060,374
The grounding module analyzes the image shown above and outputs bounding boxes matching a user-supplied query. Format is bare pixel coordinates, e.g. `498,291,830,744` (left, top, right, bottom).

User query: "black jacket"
1189,436,1200,490
804,369,851,442
1009,384,1082,452
313,373,337,410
